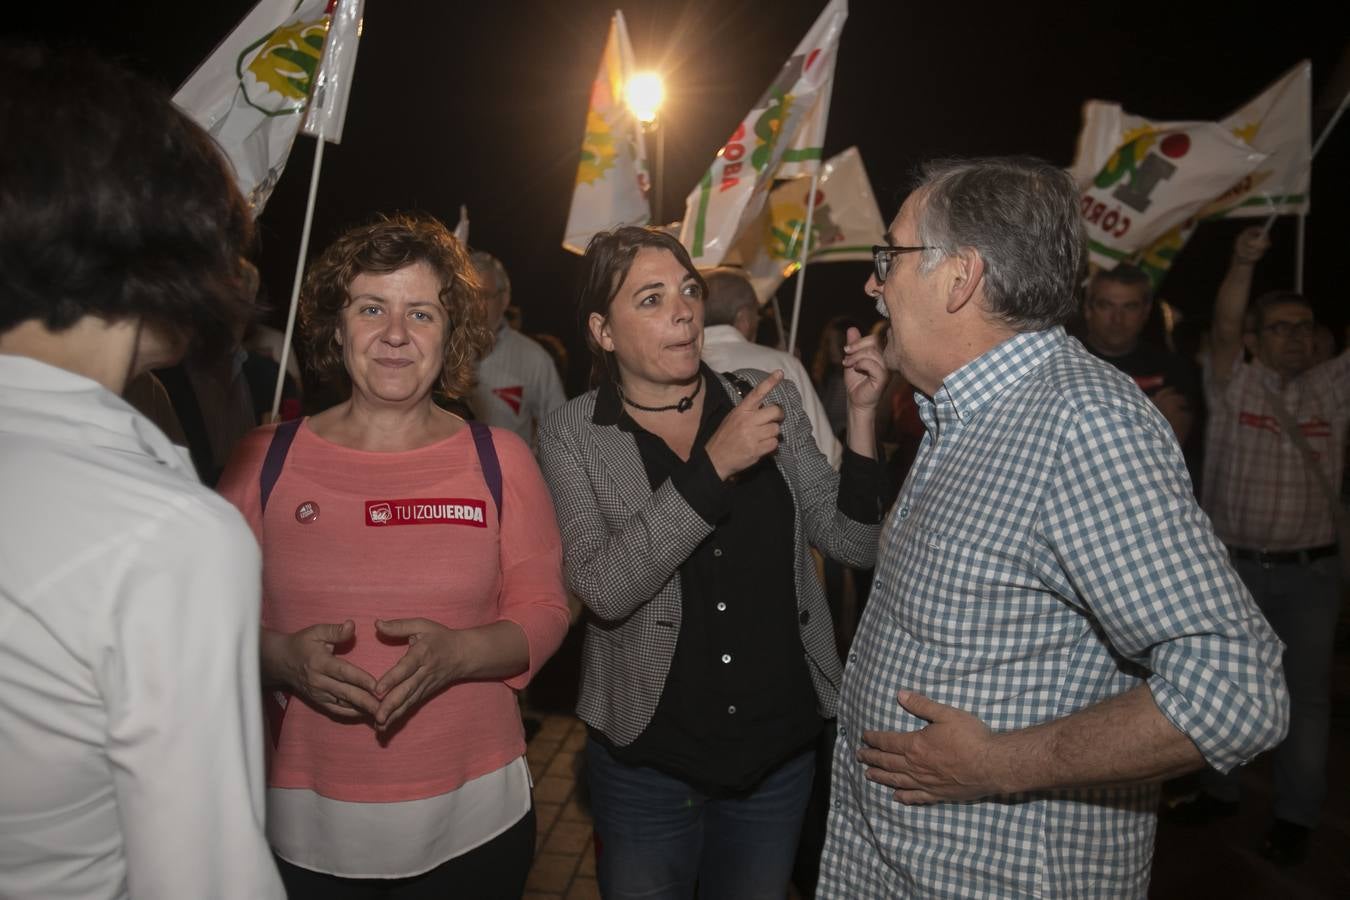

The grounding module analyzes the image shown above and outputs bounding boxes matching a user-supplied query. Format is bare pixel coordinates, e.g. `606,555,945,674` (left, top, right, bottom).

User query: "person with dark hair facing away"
1081,263,1199,448
818,158,1287,898
0,45,283,898
1180,226,1350,865
537,226,887,899
216,214,569,898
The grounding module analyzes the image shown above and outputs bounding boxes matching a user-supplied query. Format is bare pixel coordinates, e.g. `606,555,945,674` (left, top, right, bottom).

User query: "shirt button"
849,652,857,663
838,725,847,738
716,602,727,612
721,653,732,664
713,548,723,557
798,609,810,625
899,505,910,519
727,705,737,715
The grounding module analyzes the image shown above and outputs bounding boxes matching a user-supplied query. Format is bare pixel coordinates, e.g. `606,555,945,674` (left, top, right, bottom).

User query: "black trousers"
275,805,536,900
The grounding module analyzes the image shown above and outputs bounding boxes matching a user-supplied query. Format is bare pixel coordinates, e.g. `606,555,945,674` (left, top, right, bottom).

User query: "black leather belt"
1229,544,1338,567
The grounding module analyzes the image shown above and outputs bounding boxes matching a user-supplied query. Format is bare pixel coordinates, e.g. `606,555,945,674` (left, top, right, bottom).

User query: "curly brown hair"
299,213,491,400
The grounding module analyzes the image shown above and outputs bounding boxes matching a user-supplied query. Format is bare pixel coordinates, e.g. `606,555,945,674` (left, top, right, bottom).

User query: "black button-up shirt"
592,365,880,794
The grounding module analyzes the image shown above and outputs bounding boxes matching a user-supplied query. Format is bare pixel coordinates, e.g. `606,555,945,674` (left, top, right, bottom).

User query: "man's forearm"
988,684,1205,794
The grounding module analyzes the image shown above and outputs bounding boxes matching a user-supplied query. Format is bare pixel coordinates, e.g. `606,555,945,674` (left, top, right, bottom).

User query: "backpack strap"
259,418,302,513
468,420,503,523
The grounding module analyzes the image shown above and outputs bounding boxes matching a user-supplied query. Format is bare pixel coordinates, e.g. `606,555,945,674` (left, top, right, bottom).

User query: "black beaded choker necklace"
618,376,703,413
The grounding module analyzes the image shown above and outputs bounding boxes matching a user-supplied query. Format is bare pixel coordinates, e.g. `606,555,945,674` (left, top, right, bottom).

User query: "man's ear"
588,312,613,352
945,248,985,314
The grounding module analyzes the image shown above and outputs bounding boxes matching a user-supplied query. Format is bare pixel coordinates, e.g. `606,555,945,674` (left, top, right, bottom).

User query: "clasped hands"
278,618,462,732
856,690,1008,805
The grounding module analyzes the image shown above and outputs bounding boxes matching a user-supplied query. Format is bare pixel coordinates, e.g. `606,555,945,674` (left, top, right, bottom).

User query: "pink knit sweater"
218,420,569,802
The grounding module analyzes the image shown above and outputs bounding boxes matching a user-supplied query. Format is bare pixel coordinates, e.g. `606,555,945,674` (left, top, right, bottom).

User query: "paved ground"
523,628,1350,898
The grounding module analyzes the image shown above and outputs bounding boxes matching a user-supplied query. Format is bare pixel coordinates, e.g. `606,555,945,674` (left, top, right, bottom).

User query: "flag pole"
771,292,788,351
271,133,326,420
1295,213,1306,294
787,172,820,357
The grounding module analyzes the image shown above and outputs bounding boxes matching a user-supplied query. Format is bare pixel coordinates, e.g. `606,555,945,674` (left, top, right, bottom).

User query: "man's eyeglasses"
1261,320,1315,339
871,244,930,283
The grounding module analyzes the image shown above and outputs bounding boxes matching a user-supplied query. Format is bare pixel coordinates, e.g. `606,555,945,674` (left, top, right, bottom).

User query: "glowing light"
625,72,664,125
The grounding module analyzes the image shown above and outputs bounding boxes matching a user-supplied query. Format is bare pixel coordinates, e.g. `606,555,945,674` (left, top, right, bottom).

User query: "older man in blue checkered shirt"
817,157,1289,898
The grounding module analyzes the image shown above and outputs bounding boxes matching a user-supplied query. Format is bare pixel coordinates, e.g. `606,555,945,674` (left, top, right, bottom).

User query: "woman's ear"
588,312,613,353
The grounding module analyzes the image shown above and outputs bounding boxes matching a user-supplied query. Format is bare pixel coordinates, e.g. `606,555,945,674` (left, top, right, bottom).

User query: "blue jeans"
586,735,815,900
1207,555,1341,827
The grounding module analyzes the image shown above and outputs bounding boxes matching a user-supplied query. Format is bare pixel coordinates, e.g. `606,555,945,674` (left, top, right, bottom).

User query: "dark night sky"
8,1,1347,394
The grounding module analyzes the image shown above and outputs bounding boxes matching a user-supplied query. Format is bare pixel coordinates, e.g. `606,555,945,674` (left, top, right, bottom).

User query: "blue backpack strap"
259,418,302,513
468,420,503,523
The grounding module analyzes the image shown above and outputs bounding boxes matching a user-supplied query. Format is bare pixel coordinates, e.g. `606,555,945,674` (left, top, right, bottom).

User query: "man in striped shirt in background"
817,157,1288,898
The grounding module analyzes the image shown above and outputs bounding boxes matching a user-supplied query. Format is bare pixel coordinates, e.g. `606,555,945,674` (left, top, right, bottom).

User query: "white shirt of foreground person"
701,324,843,468
0,355,284,899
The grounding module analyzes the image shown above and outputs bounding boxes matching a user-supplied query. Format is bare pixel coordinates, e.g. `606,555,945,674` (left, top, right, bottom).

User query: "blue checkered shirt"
819,328,1288,898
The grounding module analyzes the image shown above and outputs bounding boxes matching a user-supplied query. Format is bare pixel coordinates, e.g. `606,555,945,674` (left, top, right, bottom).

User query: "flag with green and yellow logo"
563,10,651,255
679,0,847,267
174,0,347,215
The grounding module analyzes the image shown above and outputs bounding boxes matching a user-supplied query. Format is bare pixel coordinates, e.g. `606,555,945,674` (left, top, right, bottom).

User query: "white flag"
174,0,336,215
1069,106,1265,269
562,11,650,255
1211,60,1312,218
727,147,883,301
301,0,365,144
679,0,847,267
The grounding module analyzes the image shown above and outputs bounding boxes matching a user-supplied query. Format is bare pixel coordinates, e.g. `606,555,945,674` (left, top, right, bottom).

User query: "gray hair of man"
912,156,1085,332
702,267,759,328
468,249,511,300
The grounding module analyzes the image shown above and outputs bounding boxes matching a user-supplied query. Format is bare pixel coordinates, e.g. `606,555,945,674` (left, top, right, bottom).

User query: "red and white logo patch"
492,385,524,414
365,498,488,528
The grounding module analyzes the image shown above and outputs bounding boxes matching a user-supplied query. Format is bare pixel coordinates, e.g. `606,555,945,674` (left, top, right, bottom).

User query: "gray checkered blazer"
537,368,880,747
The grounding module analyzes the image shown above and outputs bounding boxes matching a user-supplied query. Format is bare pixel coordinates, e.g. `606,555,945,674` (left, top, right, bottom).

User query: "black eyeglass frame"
871,244,931,283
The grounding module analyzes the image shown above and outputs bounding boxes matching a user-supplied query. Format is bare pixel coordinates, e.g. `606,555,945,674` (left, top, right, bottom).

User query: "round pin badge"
295,501,320,524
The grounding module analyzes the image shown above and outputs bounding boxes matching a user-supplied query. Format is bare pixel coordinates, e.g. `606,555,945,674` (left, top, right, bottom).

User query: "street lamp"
626,71,665,226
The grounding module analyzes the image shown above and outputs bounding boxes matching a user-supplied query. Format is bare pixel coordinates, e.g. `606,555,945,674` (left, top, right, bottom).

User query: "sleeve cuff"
837,447,885,524
671,445,729,524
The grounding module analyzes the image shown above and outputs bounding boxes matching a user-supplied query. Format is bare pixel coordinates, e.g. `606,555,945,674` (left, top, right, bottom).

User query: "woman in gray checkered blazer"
537,226,887,899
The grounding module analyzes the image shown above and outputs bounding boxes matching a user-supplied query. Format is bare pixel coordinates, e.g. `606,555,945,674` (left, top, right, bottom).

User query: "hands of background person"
370,617,468,732
842,326,889,411
262,620,380,719
858,691,1004,804
1232,226,1271,266
704,369,786,481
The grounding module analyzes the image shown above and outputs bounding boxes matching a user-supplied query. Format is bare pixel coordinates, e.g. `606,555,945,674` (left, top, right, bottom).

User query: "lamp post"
626,72,664,226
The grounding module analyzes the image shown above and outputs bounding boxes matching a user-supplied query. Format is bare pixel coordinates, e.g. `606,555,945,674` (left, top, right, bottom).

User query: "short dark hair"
1088,263,1153,305
1247,290,1314,333
702,267,759,327
0,44,254,355
913,157,1085,332
576,227,707,384
299,213,491,399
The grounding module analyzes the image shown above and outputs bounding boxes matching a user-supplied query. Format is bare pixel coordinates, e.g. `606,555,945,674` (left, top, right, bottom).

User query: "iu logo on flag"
493,385,524,414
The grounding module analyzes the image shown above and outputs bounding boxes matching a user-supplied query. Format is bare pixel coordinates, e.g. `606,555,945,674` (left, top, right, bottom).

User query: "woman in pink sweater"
218,215,569,899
